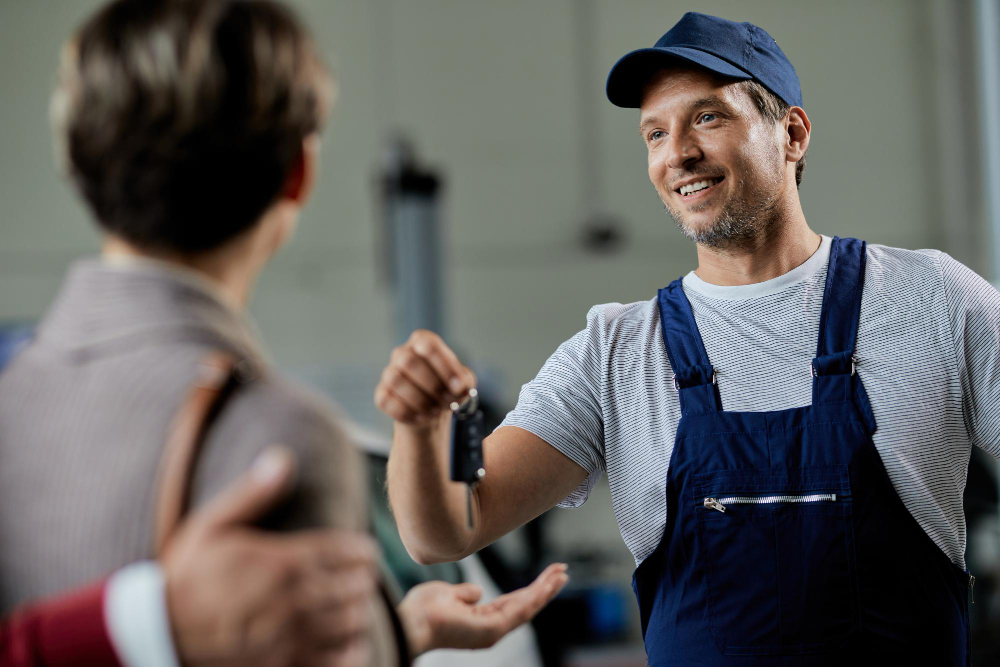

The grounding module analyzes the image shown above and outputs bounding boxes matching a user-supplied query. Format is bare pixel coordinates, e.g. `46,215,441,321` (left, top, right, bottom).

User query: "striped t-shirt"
501,235,1000,568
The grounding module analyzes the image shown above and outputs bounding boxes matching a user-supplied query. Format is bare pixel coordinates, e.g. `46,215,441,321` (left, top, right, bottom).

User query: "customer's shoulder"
227,369,349,445
195,366,365,530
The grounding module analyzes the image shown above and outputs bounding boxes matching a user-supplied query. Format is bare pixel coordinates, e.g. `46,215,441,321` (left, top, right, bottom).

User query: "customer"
0,0,567,664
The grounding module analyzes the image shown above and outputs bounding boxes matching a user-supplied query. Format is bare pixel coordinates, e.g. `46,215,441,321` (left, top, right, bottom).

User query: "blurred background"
1,0,999,664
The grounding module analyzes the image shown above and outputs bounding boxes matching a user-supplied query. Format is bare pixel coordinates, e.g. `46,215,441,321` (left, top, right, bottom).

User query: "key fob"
450,392,486,484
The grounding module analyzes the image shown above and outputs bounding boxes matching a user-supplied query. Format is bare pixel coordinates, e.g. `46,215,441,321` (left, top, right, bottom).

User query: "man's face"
640,67,787,249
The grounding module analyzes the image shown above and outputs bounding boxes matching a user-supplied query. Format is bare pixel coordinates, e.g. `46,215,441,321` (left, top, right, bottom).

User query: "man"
378,12,1000,666
0,0,567,664
0,446,381,666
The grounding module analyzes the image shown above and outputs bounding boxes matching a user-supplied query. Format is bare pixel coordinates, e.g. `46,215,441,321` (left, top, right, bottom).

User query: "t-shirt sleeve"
499,306,606,508
939,252,1000,458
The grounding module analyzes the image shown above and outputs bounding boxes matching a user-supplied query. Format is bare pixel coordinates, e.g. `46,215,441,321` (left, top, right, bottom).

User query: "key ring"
450,387,479,416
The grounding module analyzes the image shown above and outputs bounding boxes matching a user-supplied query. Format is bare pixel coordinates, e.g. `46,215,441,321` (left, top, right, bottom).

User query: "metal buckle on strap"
810,355,857,378
672,368,717,391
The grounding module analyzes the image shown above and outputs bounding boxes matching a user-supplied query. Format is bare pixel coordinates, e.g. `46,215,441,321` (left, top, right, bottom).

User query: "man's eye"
649,130,665,141
699,113,717,123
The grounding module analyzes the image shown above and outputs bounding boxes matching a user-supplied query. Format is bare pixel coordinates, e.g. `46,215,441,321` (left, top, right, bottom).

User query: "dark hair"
51,0,334,252
737,80,806,188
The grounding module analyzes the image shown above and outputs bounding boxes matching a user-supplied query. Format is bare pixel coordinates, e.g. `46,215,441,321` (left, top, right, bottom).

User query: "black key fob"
450,388,485,484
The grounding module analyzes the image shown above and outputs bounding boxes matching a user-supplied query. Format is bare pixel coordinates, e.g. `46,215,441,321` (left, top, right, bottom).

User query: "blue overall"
633,238,972,665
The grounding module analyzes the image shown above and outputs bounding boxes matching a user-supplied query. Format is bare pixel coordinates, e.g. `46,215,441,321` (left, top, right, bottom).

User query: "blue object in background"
0,325,33,373
585,584,631,640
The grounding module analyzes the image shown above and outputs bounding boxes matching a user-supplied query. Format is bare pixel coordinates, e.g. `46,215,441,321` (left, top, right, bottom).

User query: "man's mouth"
675,176,725,197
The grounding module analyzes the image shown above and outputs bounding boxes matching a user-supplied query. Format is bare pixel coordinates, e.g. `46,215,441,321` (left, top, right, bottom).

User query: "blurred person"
0,0,567,664
379,11,1000,666
0,447,380,666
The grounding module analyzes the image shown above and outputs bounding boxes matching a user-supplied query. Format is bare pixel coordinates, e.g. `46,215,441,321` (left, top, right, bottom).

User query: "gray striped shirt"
501,235,1000,568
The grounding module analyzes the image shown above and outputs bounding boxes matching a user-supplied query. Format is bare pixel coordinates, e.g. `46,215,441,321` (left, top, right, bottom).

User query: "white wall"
1,0,982,412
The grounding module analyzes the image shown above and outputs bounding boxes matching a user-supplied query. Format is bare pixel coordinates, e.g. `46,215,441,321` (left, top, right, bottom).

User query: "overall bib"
633,238,972,666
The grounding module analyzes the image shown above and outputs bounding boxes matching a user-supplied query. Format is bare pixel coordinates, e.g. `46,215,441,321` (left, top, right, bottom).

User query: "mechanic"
377,11,999,666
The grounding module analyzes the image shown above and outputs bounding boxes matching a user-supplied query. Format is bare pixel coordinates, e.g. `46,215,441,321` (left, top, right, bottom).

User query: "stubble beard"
663,163,784,252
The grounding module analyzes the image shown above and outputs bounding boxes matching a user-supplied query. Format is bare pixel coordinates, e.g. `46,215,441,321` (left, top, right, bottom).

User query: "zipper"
703,493,838,513
969,574,976,604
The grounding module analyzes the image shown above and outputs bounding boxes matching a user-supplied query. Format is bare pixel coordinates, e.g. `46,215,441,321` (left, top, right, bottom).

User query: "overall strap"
657,279,721,415
812,237,867,405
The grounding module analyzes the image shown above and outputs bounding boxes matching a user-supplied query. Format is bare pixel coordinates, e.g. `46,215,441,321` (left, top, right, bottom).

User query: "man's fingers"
310,532,379,573
374,385,419,423
486,563,568,625
295,563,376,612
301,597,373,649
408,330,476,396
192,447,297,530
451,582,483,605
380,365,435,414
391,347,450,400
376,331,478,423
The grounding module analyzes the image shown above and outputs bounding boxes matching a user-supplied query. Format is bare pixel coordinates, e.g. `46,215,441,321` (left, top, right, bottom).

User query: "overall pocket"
693,466,859,656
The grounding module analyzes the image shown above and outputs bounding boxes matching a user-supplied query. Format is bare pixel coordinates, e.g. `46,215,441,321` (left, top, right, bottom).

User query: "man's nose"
665,134,703,170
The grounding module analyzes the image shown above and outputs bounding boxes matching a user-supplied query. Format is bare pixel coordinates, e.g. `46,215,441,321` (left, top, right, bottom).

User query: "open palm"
398,562,569,656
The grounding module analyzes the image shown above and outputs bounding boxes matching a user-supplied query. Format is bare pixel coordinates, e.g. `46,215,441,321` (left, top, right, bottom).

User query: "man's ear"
281,134,321,205
786,106,810,163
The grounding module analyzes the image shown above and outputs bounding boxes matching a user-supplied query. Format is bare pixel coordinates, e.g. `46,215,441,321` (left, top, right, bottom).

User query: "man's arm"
0,579,120,667
379,330,589,564
941,253,1000,458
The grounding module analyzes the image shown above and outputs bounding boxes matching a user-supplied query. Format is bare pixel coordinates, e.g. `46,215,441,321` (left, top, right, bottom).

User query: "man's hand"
375,329,477,427
161,447,378,667
397,563,569,657
377,330,483,563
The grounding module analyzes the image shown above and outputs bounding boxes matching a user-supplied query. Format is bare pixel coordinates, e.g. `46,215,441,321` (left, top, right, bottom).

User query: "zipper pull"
970,574,976,604
704,498,726,513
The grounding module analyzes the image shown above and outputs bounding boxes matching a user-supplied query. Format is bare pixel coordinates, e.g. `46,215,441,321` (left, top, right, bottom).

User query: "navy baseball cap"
606,12,802,109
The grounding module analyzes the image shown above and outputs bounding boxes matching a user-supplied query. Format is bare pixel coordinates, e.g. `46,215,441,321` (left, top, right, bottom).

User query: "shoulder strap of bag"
150,352,413,665
152,351,242,557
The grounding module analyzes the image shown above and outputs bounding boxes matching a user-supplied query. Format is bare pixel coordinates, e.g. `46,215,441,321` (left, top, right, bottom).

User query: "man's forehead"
639,66,740,111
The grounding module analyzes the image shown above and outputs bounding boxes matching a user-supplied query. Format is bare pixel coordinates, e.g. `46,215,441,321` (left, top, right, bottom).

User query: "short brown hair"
51,0,334,252
737,80,806,188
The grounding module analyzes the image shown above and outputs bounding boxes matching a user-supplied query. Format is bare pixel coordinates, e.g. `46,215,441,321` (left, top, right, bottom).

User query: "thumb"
451,583,483,605
193,446,297,530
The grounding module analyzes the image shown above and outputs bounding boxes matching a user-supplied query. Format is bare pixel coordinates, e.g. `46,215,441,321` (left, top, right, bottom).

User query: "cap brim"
606,46,751,108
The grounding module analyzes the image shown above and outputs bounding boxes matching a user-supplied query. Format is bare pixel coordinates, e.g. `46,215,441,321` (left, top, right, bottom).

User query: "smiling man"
377,12,1000,665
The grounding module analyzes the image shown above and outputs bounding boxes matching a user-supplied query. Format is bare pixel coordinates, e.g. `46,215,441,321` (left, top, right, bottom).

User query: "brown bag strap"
152,351,242,557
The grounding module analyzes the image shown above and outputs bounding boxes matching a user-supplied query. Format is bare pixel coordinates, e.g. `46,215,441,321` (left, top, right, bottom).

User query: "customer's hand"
397,562,568,656
161,447,378,667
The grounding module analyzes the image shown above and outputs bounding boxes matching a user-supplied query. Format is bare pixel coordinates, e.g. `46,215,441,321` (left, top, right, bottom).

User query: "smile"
675,176,724,198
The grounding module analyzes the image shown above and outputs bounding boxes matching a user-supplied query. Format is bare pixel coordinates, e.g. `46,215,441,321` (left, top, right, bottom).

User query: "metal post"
975,0,1000,281
973,0,1000,535
378,139,446,344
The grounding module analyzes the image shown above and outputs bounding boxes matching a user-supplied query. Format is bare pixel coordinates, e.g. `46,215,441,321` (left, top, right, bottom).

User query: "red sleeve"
0,580,122,667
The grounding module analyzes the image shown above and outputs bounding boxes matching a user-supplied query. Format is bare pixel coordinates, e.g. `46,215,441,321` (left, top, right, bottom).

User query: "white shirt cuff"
103,561,180,667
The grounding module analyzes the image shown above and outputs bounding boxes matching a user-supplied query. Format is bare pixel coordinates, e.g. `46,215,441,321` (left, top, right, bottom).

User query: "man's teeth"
679,178,720,196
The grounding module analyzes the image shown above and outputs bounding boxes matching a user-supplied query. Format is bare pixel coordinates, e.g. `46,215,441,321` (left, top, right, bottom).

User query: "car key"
450,388,485,529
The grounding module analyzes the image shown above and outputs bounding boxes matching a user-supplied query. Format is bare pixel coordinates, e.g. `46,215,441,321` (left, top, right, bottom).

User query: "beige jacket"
0,257,401,663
